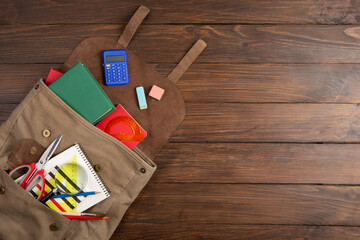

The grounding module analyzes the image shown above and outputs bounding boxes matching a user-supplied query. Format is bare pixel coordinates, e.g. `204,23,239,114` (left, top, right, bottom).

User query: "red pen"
62,215,110,220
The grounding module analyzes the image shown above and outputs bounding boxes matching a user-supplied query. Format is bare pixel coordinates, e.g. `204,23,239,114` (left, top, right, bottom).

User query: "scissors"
9,134,63,201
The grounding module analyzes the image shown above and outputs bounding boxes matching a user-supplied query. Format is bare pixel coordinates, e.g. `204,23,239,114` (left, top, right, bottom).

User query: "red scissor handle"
24,170,46,201
9,162,36,187
8,163,46,200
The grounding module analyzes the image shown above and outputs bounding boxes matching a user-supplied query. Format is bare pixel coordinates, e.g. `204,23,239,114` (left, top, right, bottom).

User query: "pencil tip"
95,192,100,194
104,217,110,219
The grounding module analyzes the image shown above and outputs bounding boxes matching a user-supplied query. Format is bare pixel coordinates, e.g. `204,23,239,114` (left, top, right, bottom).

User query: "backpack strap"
118,5,150,48
167,39,207,84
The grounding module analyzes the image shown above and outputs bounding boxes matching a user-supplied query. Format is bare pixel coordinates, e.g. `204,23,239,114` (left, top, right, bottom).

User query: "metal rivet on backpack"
49,223,59,231
42,129,51,138
140,168,146,174
0,186,5,194
30,146,37,155
94,164,103,173
35,84,39,90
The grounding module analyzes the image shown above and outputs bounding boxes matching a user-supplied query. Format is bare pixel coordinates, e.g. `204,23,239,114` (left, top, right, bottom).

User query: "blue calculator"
103,49,129,85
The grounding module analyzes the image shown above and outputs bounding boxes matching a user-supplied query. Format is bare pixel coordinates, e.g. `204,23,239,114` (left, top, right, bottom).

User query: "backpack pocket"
0,79,156,240
0,169,73,240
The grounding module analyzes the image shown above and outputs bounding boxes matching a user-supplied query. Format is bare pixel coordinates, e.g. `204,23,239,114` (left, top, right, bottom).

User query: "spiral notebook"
31,144,110,213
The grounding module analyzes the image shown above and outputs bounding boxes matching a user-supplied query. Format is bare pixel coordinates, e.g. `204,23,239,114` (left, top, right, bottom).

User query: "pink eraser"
149,85,165,100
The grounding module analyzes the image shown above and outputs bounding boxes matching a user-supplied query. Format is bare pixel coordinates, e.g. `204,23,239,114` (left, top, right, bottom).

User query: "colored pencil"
51,191,100,199
59,212,105,217
62,215,110,220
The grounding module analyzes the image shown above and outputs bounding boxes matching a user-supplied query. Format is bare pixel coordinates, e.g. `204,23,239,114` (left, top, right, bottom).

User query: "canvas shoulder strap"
167,39,207,84
118,5,150,47
119,6,207,84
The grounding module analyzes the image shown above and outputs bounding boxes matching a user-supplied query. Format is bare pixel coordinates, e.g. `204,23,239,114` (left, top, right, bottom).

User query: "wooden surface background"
3,0,360,239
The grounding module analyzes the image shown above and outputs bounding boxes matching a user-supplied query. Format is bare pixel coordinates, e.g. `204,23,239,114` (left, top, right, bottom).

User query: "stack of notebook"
48,62,147,149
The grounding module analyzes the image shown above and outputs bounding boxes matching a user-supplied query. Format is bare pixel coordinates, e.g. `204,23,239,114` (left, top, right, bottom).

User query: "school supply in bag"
8,135,63,200
45,68,63,85
103,49,129,85
96,104,147,149
32,144,110,212
149,85,165,100
51,191,100,199
135,86,147,109
39,162,90,204
49,62,116,125
59,212,105,217
63,215,110,220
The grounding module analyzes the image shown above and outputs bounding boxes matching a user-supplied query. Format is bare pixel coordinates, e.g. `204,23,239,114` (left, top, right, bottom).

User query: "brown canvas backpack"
0,6,206,240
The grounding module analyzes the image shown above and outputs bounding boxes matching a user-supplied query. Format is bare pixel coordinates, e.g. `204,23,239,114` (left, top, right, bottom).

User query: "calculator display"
105,55,125,62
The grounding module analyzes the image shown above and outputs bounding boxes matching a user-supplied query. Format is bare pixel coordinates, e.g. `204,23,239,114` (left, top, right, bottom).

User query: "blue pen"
51,191,100,199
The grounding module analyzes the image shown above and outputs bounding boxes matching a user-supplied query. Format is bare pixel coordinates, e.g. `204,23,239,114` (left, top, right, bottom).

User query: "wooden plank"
152,143,360,184
1,103,360,143
3,63,360,104
112,224,360,240
1,0,360,25
0,64,59,103
0,24,117,64
2,25,360,64
164,63,360,103
121,184,360,225
172,103,360,142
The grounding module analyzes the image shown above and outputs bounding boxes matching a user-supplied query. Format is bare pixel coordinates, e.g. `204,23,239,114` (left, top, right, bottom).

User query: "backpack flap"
60,6,206,160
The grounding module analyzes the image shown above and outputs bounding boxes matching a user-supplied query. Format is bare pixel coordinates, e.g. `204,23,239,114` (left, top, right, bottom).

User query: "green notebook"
49,62,115,125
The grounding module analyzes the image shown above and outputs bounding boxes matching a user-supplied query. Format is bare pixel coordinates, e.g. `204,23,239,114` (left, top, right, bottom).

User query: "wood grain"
164,63,360,103
2,0,360,25
173,103,360,142
112,224,360,240
0,64,59,103
3,63,360,103
152,143,360,184
121,184,360,225
3,25,360,64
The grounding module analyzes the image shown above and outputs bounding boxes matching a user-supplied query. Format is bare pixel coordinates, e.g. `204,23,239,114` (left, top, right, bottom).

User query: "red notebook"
96,104,147,149
45,68,63,85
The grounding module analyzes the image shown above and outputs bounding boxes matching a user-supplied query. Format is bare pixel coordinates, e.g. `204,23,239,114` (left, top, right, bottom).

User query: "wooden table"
3,1,360,239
